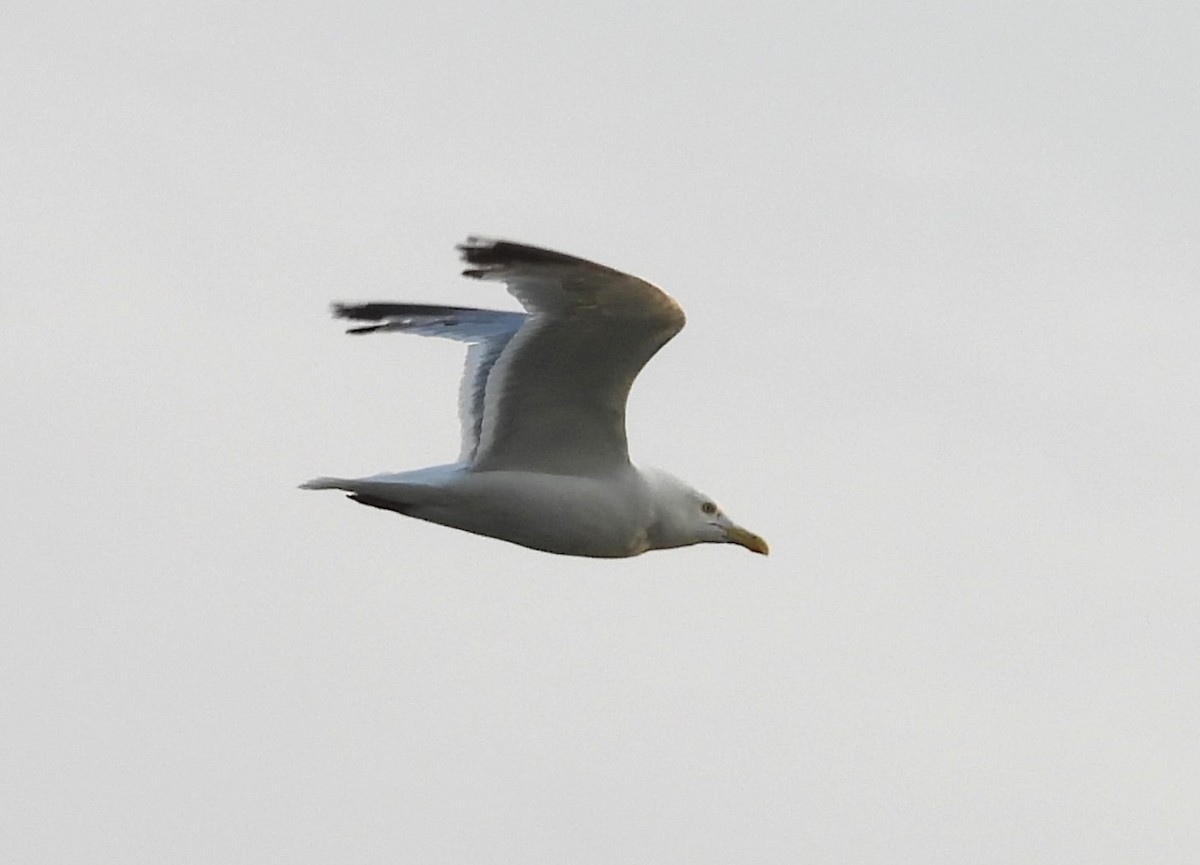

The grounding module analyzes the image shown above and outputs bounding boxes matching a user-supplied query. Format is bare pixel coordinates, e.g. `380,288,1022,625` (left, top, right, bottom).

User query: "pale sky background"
3,1,1198,862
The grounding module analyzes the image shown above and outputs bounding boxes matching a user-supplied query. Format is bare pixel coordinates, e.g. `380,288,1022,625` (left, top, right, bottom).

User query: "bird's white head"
643,468,769,555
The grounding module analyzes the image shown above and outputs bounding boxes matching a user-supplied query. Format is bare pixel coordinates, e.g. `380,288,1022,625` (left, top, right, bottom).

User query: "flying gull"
302,237,769,558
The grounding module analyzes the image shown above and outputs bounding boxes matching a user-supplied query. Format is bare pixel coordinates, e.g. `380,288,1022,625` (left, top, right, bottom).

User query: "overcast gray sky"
3,1,1198,862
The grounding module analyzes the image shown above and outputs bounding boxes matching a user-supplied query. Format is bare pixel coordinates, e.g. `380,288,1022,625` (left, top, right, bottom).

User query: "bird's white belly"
419,469,653,558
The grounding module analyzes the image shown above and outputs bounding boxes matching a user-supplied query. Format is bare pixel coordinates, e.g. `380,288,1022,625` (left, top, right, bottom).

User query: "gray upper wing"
456,237,686,477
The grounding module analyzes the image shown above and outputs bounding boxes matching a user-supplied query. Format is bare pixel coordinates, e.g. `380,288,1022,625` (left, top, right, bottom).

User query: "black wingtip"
331,302,481,321
456,237,587,272
332,304,387,334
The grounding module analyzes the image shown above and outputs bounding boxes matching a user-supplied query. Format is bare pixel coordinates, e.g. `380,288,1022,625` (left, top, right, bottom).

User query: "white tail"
298,477,353,491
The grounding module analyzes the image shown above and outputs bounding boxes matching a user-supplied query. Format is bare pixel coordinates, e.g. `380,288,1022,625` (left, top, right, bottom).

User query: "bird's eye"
701,501,717,515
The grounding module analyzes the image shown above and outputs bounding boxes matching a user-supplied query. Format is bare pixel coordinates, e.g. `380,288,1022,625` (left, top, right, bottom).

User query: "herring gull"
301,238,768,558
